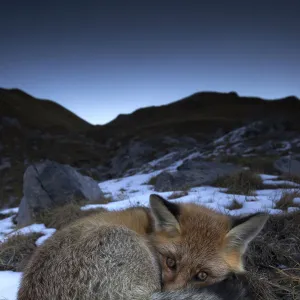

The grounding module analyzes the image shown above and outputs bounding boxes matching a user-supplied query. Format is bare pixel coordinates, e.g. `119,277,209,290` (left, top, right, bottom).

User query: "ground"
0,156,300,299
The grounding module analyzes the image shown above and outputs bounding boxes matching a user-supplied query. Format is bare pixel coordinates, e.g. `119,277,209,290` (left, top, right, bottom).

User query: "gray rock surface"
154,171,187,192
110,141,155,177
17,160,104,226
274,156,300,176
154,160,241,192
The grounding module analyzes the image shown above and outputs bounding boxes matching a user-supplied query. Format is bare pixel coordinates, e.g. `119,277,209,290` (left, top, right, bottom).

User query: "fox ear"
225,213,269,255
149,194,181,236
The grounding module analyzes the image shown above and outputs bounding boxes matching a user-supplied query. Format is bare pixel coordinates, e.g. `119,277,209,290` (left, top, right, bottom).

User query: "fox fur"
17,194,268,300
151,273,253,300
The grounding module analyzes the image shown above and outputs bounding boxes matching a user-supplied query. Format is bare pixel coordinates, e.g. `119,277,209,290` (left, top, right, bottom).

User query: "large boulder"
274,156,300,177
154,160,241,192
16,160,104,226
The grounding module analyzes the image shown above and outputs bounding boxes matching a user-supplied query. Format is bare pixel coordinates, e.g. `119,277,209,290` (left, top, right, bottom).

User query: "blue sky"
1,0,299,124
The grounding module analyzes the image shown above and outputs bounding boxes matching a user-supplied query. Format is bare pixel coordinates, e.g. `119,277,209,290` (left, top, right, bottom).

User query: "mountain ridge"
1,87,300,209
0,88,92,132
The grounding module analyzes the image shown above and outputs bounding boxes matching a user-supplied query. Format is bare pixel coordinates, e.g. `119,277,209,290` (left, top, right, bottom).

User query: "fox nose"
162,275,188,291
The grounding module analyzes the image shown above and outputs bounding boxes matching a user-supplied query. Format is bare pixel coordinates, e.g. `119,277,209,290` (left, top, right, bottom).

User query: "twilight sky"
1,0,299,125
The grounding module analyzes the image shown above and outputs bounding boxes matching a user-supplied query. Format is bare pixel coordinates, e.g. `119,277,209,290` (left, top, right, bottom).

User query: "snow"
214,126,247,145
1,152,300,299
288,207,300,213
0,271,22,300
293,197,300,204
1,224,57,246
263,179,300,187
82,182,293,218
0,207,19,215
180,151,202,162
148,152,177,167
259,174,278,180
278,141,291,152
0,216,16,241
98,171,161,201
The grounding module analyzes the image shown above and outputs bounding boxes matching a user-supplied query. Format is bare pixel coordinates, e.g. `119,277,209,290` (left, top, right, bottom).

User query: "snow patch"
0,271,22,300
1,224,56,246
259,174,278,180
148,152,177,167
263,180,300,187
0,216,15,241
0,207,19,215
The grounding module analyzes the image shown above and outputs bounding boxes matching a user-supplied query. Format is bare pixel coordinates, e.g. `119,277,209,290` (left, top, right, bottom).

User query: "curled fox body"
17,194,268,300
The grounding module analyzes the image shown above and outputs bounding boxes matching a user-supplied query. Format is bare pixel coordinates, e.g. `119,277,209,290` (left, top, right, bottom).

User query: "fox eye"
196,271,208,281
166,257,176,270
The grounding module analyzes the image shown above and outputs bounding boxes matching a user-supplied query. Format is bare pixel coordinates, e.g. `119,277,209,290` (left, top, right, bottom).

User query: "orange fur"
84,201,248,291
83,207,153,235
57,198,263,292
149,202,237,290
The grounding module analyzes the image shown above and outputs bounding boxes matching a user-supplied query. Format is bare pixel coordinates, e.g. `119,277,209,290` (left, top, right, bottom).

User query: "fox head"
149,194,268,291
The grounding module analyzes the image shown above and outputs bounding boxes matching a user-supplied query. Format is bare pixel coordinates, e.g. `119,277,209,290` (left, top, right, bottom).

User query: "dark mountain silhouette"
0,88,91,133
89,91,300,143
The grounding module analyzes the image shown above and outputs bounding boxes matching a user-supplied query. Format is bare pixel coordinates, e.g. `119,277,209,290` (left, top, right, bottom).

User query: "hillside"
89,92,300,143
0,88,108,208
0,88,91,132
1,88,300,208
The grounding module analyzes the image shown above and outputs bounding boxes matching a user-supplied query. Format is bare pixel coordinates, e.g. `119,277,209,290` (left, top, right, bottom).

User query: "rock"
154,160,241,192
110,141,155,177
274,156,300,176
154,171,187,192
16,160,104,226
17,197,32,226
0,158,11,171
78,165,112,182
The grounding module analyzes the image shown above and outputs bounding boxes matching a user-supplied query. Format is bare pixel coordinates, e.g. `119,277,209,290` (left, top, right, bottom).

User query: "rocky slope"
0,89,109,207
1,88,300,208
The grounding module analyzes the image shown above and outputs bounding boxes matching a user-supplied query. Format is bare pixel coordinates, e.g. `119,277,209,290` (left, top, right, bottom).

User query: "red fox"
148,194,268,291
17,194,268,299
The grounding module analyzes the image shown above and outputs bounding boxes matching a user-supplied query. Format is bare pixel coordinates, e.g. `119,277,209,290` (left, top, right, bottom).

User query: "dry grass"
279,174,300,185
213,170,264,195
0,233,42,271
225,199,243,210
0,213,13,220
35,203,107,230
220,155,279,174
275,191,300,211
244,211,300,299
263,183,299,190
167,191,188,200
147,175,158,185
86,195,112,205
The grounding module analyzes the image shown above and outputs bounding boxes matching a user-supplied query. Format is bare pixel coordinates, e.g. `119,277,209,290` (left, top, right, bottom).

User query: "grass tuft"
244,211,300,299
225,199,243,210
275,191,300,211
213,170,264,195
0,233,42,271
279,174,300,185
219,155,279,174
147,175,158,185
167,191,188,200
